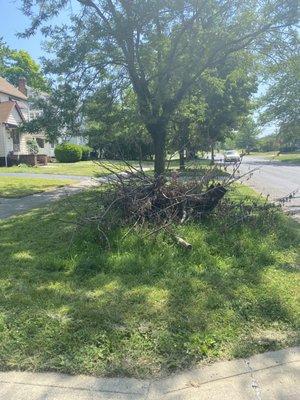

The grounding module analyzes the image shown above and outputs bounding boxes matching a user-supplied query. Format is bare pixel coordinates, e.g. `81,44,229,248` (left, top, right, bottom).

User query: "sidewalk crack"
244,359,262,400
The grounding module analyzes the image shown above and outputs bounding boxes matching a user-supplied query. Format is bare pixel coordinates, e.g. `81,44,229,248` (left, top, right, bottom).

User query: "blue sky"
0,0,45,61
0,0,78,61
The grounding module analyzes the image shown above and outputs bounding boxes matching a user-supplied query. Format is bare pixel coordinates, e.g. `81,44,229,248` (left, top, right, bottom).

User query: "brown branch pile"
82,161,231,249
64,160,295,250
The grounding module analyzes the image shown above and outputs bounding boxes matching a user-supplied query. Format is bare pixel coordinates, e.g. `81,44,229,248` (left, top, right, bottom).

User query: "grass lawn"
0,160,144,177
0,187,299,378
0,158,213,177
0,176,74,198
250,152,300,165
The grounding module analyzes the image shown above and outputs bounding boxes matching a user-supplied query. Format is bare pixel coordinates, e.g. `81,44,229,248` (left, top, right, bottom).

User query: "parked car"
224,150,241,163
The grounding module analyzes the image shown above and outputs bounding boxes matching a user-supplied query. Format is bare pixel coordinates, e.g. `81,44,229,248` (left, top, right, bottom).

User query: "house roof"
0,101,26,124
0,77,28,100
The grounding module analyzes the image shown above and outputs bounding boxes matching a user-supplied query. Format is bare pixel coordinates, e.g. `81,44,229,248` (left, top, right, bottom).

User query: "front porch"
0,127,53,167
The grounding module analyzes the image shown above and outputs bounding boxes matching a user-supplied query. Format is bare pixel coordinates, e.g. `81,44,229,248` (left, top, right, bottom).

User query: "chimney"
18,77,27,96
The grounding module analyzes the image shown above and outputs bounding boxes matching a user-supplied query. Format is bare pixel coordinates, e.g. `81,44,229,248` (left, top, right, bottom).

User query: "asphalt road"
238,156,300,220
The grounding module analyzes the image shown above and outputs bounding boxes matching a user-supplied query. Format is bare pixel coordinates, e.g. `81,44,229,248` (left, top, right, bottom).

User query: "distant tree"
20,83,82,141
19,0,297,174
169,95,205,170
85,86,153,160
257,134,280,152
196,54,257,162
233,116,260,153
169,52,257,167
0,38,48,91
260,55,300,151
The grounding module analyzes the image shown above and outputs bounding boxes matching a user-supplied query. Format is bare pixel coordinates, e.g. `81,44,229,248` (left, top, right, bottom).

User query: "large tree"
20,0,297,174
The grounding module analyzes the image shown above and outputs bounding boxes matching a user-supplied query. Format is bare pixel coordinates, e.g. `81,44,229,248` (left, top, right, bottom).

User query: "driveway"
238,156,300,220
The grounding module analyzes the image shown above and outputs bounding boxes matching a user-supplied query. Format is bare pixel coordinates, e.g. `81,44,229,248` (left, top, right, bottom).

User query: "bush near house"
26,138,39,155
54,143,83,163
81,145,92,161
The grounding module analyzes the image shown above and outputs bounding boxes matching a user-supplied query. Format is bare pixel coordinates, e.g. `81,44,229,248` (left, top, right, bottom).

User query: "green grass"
0,160,147,177
0,158,216,177
0,188,299,378
0,177,74,198
250,152,300,165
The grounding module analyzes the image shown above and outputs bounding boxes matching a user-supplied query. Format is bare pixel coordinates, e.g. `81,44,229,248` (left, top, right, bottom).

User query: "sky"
0,0,44,61
0,0,78,62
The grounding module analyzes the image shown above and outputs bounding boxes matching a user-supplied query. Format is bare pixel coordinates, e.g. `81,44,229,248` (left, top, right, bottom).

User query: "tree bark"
179,148,185,171
210,144,215,165
153,132,166,175
178,118,189,170
147,122,167,175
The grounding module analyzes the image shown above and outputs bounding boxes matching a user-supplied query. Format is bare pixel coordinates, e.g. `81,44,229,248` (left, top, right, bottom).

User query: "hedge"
54,143,82,163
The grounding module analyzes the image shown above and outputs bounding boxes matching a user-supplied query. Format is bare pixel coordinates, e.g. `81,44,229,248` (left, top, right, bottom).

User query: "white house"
0,76,54,166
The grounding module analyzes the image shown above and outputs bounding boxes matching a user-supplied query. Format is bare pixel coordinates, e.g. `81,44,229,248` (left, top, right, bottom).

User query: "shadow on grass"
0,190,299,378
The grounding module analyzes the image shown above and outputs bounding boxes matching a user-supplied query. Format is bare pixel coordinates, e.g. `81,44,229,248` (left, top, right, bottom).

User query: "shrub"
81,145,92,161
26,138,39,155
54,143,82,163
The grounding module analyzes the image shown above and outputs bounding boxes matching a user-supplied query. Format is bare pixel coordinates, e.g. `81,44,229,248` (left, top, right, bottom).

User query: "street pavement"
0,347,299,400
237,156,300,220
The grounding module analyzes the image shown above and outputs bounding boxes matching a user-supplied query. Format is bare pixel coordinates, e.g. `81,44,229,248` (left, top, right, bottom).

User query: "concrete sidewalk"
0,347,299,400
0,173,124,219
0,179,97,219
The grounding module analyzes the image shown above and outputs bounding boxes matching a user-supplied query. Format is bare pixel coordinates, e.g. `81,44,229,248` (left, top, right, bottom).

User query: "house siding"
6,106,23,126
0,125,13,157
0,93,9,102
0,125,5,157
0,78,55,159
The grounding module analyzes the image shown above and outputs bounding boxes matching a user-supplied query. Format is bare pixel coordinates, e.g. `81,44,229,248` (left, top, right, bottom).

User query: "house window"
36,138,45,148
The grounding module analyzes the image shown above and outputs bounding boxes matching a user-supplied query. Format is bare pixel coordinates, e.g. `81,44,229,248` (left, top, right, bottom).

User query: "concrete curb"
0,347,299,399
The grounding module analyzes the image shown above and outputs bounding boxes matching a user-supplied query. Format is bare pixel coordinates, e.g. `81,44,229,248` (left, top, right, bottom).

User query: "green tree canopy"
231,115,260,153
20,83,81,141
19,0,297,173
0,38,48,91
84,85,153,160
260,55,300,150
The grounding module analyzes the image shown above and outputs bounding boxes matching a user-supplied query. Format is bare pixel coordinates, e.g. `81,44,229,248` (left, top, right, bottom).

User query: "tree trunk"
178,118,189,170
210,144,215,165
148,126,166,176
179,148,185,171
